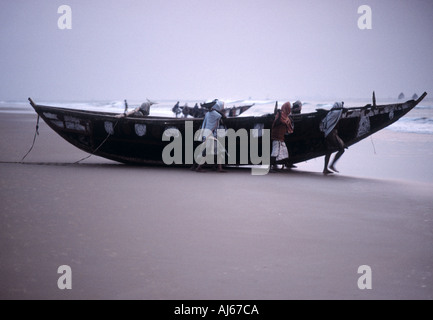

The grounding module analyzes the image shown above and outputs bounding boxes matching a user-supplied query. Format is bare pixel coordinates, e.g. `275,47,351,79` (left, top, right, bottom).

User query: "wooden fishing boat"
28,92,427,166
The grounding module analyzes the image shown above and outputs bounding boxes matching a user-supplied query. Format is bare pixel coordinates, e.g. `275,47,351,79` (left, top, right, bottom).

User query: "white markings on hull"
104,121,114,135
64,115,86,132
135,124,147,137
357,116,371,137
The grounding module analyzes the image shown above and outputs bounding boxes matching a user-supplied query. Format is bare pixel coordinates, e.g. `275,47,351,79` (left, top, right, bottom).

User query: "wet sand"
1,112,432,300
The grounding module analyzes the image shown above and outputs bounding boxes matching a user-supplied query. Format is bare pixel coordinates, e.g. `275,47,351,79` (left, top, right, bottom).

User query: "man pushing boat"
320,102,347,175
194,99,228,173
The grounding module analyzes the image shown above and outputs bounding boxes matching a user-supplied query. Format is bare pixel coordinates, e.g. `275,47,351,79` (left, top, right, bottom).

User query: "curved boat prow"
28,97,37,109
416,92,427,104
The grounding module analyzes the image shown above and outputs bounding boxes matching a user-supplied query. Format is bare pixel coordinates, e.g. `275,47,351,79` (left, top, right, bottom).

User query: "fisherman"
172,101,181,118
192,103,200,118
292,100,303,114
320,101,347,175
282,100,302,169
116,100,156,118
270,102,294,172
194,100,227,173
182,103,191,118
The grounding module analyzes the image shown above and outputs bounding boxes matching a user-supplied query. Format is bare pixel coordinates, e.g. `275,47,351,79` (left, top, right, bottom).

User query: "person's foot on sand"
323,169,333,175
217,165,227,173
282,165,295,171
269,165,279,173
329,165,339,173
283,163,296,170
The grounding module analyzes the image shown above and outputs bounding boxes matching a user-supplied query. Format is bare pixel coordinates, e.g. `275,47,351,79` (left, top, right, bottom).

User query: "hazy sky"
0,0,432,101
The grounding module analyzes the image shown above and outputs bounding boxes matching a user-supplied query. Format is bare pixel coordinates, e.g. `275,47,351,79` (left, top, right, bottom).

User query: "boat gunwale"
29,96,425,123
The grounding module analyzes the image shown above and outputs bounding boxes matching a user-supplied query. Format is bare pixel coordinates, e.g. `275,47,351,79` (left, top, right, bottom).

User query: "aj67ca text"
218,305,259,317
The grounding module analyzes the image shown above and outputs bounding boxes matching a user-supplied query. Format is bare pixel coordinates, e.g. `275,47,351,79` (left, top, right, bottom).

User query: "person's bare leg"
329,149,345,173
217,164,227,173
195,164,206,172
323,153,333,175
270,157,279,172
283,159,296,170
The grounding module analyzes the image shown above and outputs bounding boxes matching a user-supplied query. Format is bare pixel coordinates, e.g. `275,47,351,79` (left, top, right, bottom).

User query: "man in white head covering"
116,99,156,118
194,100,227,172
320,102,346,174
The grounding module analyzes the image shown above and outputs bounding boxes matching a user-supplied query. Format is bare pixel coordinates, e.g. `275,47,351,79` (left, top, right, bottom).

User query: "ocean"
1,97,433,135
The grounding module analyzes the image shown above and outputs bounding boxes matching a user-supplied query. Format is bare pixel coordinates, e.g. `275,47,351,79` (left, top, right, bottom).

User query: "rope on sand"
20,115,40,162
4,113,119,166
370,135,377,155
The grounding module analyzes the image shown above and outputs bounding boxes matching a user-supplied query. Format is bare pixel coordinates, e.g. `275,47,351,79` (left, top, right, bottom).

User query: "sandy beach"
1,111,432,300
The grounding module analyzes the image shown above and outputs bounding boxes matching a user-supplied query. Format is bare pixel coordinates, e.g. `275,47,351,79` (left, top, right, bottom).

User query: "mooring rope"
75,100,129,163
20,115,40,162
0,113,122,166
370,135,377,155
74,119,120,164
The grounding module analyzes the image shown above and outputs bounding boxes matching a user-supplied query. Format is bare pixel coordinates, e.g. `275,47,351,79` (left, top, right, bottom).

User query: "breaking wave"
389,116,433,135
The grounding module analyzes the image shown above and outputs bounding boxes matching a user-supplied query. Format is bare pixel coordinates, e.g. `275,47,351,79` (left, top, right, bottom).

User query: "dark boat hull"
28,93,427,166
